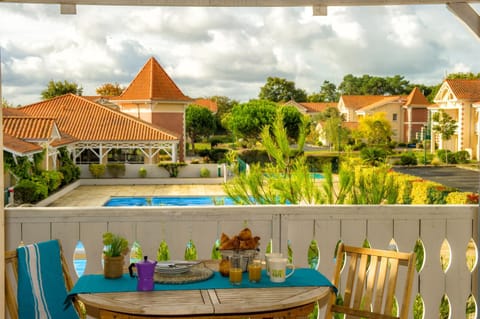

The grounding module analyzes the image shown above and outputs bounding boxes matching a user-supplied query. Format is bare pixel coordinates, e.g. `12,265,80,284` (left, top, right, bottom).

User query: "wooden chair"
5,239,83,319
324,243,416,319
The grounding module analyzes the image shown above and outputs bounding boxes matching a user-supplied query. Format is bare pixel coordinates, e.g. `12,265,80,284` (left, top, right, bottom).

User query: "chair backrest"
5,239,81,319
325,243,416,319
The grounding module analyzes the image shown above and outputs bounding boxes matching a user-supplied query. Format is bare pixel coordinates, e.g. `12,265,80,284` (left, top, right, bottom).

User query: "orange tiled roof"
340,95,385,110
115,57,191,102
299,102,337,113
3,116,57,140
193,98,218,113
445,79,480,100
405,87,430,107
3,133,43,155
358,96,406,112
19,94,179,141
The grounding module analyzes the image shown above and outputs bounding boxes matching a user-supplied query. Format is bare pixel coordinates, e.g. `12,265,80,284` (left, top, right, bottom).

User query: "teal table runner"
69,268,336,297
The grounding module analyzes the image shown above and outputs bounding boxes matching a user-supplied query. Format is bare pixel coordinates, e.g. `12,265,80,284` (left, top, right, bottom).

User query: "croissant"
220,232,230,245
238,228,252,241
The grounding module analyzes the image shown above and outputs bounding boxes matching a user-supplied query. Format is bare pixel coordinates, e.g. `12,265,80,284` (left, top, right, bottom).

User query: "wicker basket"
219,249,259,272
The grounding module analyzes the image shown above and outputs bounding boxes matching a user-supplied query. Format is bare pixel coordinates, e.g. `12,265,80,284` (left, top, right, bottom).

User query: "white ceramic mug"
265,253,283,275
268,257,295,283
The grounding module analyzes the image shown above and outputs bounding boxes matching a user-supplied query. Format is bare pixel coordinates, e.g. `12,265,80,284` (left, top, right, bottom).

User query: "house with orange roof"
432,79,480,160
283,100,337,117
193,98,218,113
339,88,429,143
109,57,192,161
14,94,180,168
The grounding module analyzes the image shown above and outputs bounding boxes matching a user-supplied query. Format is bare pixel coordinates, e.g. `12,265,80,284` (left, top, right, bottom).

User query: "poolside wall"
5,204,479,319
78,163,227,179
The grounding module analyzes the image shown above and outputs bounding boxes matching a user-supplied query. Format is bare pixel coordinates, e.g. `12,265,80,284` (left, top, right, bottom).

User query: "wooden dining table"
73,261,334,319
78,286,331,318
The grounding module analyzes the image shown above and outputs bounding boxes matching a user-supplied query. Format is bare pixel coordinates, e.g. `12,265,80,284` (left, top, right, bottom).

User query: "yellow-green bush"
410,180,443,204
446,192,480,204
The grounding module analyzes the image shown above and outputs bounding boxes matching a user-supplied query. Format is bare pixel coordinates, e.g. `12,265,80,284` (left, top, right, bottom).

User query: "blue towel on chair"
17,240,79,319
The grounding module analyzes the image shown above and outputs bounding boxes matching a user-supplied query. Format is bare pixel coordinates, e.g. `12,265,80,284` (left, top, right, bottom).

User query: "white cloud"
0,4,480,105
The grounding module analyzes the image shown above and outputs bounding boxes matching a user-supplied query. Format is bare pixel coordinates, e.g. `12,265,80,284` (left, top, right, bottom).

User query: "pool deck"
47,184,226,207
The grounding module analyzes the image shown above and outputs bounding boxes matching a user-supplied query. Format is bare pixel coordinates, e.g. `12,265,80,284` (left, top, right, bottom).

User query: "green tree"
432,110,458,164
2,98,14,108
226,100,277,143
338,74,414,96
208,96,239,133
357,112,393,145
259,77,307,102
41,80,83,99
185,104,216,153
308,80,339,102
279,105,306,141
96,82,124,96
224,110,322,205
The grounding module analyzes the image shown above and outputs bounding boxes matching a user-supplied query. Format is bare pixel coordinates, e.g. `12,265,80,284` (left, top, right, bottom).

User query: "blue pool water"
104,196,236,207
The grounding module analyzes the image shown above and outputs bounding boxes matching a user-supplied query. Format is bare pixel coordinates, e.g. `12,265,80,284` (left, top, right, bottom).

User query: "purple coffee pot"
129,256,157,291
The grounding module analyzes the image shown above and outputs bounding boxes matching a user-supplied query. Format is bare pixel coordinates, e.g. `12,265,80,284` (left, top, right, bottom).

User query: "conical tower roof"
117,57,190,101
405,87,430,107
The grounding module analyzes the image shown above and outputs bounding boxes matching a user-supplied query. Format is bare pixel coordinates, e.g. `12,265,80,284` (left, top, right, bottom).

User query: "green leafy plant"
89,164,106,178
102,232,129,257
138,167,147,178
199,167,210,177
158,162,187,177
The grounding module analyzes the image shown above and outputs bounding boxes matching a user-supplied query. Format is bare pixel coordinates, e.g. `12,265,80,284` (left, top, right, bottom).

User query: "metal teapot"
129,256,157,291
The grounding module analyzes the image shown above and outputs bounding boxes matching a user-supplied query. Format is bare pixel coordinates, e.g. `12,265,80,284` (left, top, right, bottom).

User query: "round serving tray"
154,263,214,284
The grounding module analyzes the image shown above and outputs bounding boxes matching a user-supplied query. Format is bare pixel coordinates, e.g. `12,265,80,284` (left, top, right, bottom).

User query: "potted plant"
103,232,129,279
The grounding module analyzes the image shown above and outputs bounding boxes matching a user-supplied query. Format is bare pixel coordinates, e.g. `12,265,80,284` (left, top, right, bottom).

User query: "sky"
0,3,479,106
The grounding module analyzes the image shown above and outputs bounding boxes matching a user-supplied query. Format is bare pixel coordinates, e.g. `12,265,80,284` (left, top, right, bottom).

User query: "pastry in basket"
219,228,260,250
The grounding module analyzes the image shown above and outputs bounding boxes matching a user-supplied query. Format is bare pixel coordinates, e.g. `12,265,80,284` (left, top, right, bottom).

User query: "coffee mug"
268,257,295,283
265,253,283,275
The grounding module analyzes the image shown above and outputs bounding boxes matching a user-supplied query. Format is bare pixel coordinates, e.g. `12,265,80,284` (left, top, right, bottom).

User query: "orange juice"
229,268,243,285
248,262,262,283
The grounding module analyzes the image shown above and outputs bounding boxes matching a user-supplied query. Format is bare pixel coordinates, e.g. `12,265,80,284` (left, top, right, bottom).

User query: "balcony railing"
5,204,479,319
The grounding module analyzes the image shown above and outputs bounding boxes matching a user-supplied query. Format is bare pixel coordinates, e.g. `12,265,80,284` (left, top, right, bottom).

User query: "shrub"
14,179,48,204
431,157,442,166
59,164,80,186
107,163,126,178
89,164,106,178
436,149,456,164
138,167,147,178
40,170,64,193
199,167,211,178
158,162,187,177
454,150,470,163
400,152,418,166
360,147,387,166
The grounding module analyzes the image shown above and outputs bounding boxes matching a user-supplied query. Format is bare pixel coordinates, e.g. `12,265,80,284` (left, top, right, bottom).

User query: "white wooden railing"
5,205,479,319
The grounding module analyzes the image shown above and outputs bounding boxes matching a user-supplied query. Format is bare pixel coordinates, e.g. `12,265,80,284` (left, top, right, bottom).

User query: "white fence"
5,205,479,319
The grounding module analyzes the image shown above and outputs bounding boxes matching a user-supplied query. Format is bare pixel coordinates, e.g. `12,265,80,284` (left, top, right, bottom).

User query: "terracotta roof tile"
340,95,386,110
116,57,190,101
3,133,43,155
405,87,431,107
358,96,406,112
19,94,178,142
299,102,337,113
193,98,218,112
3,116,56,140
445,79,480,100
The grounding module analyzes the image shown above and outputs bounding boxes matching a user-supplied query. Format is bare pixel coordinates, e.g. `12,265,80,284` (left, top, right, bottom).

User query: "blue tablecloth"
68,268,336,297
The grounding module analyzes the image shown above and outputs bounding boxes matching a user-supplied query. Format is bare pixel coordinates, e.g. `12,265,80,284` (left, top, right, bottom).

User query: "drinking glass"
229,255,242,285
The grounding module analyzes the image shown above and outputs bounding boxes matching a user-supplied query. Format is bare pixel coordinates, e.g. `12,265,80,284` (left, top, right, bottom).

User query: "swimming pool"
104,196,235,206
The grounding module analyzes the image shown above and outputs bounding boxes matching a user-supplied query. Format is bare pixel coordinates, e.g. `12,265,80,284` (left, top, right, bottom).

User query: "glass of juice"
248,259,262,283
229,255,242,285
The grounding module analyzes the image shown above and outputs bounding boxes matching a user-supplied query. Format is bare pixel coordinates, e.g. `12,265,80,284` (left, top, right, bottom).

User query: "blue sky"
1,3,479,106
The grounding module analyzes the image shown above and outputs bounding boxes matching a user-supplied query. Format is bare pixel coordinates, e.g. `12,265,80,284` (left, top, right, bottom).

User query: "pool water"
104,196,235,207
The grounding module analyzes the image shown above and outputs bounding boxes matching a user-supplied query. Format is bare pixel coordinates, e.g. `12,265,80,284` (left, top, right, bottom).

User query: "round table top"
78,286,331,317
